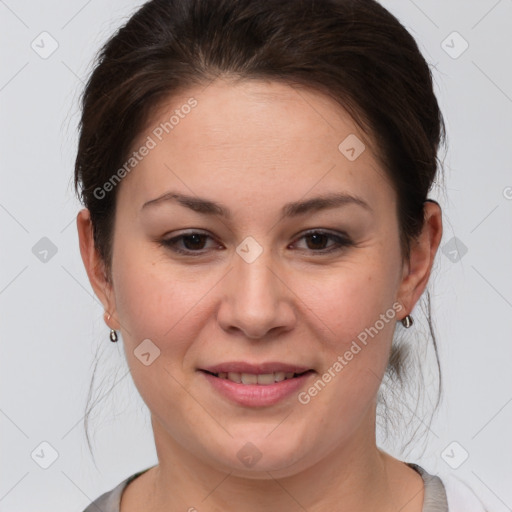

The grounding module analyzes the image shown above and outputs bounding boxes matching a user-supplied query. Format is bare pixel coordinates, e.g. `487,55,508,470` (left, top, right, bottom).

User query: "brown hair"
75,0,446,454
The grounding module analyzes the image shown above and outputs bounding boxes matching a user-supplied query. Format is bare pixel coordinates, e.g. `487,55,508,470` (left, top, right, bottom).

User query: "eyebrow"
141,191,373,219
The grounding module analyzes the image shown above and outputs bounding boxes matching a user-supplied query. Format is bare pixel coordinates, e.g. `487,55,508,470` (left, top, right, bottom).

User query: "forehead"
117,79,394,216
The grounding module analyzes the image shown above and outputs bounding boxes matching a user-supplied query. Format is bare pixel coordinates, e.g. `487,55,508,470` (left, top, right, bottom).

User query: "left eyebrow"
281,192,373,217
141,191,373,219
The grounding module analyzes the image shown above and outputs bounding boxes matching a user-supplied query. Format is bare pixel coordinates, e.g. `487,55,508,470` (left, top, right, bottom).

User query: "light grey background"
1,1,511,510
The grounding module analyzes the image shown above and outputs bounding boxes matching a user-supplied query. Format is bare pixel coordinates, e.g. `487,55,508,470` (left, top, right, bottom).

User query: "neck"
144,412,423,512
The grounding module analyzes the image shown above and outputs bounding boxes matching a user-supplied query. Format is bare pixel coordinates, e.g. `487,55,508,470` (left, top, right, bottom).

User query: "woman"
75,0,487,510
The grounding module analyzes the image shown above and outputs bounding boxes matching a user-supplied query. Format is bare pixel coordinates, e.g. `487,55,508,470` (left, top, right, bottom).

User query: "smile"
203,370,312,385
198,365,316,407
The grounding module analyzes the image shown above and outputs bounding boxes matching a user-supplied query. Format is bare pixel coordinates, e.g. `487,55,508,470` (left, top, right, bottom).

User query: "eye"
159,231,219,255
159,229,353,256
291,230,353,254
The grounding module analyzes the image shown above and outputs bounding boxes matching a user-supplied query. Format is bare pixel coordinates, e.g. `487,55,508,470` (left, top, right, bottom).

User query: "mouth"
197,362,316,407
200,369,314,385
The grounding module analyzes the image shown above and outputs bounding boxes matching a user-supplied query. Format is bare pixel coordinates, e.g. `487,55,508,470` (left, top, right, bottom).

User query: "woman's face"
93,79,424,476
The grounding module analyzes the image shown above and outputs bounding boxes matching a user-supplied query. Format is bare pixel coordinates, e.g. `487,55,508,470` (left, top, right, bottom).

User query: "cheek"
298,260,400,347
111,252,204,410
294,256,401,407
111,245,197,350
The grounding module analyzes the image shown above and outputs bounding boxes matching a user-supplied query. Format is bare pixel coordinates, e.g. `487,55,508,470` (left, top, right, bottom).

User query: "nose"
216,248,297,340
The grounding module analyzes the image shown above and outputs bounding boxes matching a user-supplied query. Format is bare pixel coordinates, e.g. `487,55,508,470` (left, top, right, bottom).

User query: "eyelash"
159,230,353,256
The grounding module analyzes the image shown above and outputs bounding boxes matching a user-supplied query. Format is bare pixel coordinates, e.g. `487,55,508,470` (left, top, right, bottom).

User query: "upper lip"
200,362,313,374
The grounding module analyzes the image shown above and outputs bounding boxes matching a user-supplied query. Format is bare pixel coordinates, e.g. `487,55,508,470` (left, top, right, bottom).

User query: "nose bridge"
218,238,295,338
236,244,277,303
234,241,280,315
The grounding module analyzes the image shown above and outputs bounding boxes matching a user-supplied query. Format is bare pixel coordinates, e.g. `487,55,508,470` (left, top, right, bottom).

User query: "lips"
199,363,316,407
198,362,314,387
200,362,312,374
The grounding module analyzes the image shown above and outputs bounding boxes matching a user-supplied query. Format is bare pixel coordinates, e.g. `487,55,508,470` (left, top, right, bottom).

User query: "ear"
76,208,120,330
396,201,443,318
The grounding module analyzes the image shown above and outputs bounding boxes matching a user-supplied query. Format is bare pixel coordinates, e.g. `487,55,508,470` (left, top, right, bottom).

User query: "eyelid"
292,229,352,253
159,228,353,256
159,230,220,255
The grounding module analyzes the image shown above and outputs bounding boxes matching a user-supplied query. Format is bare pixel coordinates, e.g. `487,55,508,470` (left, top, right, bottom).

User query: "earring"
106,313,118,342
401,314,413,328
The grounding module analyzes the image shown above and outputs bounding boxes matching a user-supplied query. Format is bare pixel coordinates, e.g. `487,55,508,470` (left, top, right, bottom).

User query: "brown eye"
293,230,353,254
159,229,352,257
160,232,218,255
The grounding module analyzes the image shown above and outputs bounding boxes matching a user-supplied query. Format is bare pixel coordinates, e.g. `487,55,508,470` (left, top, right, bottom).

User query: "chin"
203,429,314,478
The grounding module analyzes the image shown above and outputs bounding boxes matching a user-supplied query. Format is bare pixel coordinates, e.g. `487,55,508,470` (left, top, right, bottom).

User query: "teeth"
241,373,258,385
274,371,286,382
213,371,306,385
257,373,275,385
227,372,241,383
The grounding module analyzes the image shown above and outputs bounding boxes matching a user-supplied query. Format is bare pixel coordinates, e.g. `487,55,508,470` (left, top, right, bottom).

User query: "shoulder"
439,473,489,512
81,468,153,512
408,463,488,512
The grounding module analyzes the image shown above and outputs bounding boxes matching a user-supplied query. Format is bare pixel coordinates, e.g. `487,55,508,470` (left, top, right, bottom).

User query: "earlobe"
76,208,119,329
396,201,443,316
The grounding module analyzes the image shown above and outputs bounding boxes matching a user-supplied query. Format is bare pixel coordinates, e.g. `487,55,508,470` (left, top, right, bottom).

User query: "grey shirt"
82,462,448,512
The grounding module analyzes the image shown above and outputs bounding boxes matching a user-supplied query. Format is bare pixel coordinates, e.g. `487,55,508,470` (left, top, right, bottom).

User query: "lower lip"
200,370,315,407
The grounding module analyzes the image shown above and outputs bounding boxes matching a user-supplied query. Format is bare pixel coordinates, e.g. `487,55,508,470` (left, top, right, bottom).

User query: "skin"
77,79,442,512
